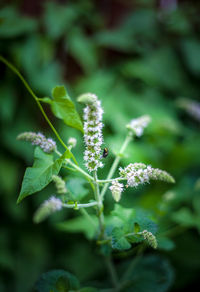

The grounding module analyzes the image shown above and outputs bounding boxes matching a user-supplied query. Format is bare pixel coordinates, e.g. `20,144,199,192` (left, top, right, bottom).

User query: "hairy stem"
100,132,133,200
93,171,104,236
97,177,126,184
105,257,120,291
63,202,97,209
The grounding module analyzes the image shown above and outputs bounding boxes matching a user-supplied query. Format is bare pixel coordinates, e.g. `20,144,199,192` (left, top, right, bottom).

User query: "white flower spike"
82,94,104,172
17,132,56,153
119,163,175,187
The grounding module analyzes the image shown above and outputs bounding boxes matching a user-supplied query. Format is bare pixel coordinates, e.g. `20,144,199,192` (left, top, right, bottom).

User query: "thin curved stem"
0,55,77,165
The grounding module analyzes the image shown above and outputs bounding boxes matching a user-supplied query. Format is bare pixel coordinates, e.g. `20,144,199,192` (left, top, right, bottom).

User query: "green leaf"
108,205,157,250
34,269,80,292
47,85,83,132
56,215,98,239
110,205,157,234
66,177,89,201
111,227,131,251
17,148,68,203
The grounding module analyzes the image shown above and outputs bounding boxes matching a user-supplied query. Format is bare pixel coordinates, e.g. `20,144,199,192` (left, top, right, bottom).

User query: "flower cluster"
68,137,77,148
17,132,56,153
141,230,157,249
109,180,124,202
33,196,62,223
126,115,151,137
119,163,175,187
52,175,67,194
83,94,104,172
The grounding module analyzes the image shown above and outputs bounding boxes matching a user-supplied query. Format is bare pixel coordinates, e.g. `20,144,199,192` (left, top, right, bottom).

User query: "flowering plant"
0,56,175,292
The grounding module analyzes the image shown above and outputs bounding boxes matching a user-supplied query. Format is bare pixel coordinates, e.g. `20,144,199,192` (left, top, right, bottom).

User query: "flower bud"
52,175,67,194
109,180,124,202
67,137,77,148
126,115,151,137
142,230,157,249
77,93,98,105
33,196,62,223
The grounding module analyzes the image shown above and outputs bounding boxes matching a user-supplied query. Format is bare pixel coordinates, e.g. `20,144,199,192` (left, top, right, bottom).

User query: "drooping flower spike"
17,132,56,153
141,230,157,249
119,163,175,188
33,196,62,223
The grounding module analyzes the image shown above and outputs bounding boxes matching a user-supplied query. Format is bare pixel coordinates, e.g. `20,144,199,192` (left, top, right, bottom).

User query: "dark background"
0,0,200,291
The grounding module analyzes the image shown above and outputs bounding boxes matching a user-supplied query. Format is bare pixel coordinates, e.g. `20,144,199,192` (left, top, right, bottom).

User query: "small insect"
102,147,109,158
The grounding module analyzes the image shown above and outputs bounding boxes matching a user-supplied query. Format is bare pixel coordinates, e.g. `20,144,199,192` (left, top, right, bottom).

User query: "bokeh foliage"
0,0,200,291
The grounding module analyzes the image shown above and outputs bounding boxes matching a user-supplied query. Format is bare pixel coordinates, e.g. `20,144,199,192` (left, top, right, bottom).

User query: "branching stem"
100,132,133,200
0,55,77,164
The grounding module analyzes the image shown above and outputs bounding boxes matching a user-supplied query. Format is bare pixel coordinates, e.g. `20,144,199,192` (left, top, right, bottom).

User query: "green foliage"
56,215,98,240
42,86,83,132
66,177,89,201
107,205,157,251
34,270,80,292
111,228,131,250
17,148,68,203
1,0,200,291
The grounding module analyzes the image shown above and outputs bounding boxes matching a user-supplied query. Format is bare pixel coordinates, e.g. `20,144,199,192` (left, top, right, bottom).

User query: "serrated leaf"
17,148,68,203
45,86,83,132
111,227,131,251
34,269,80,292
111,205,157,234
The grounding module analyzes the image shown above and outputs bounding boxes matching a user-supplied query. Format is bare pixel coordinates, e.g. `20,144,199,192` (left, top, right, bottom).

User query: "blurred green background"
1,0,200,291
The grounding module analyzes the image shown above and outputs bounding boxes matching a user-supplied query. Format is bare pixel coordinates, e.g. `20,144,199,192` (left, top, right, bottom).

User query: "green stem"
100,132,133,200
105,257,120,291
63,202,97,209
120,245,145,285
97,177,126,184
68,160,94,181
0,55,77,165
55,149,94,181
93,171,104,236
